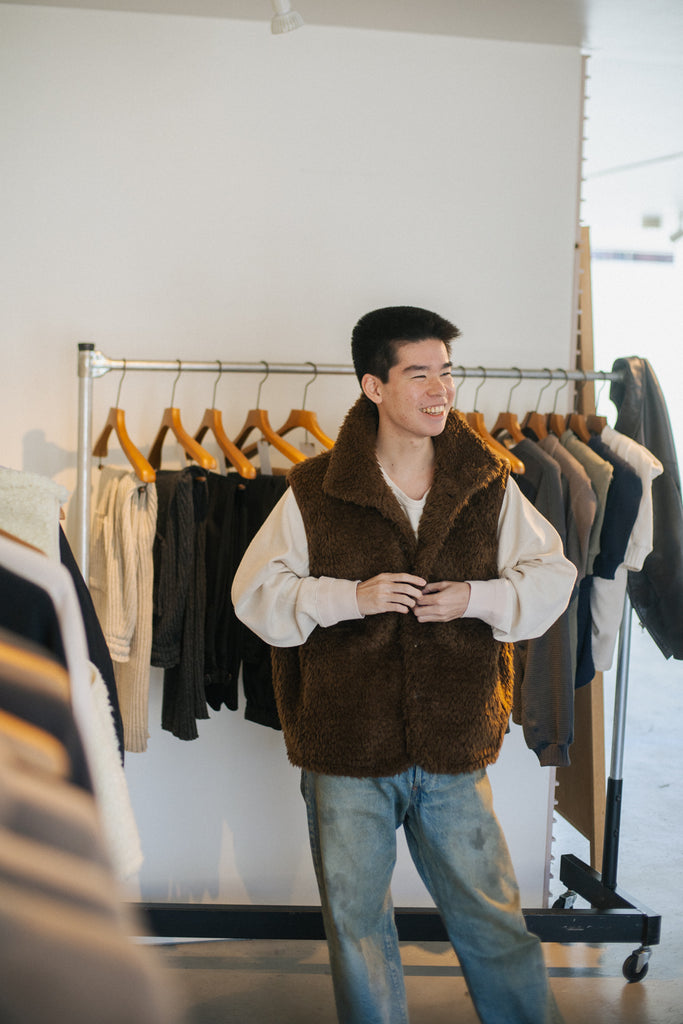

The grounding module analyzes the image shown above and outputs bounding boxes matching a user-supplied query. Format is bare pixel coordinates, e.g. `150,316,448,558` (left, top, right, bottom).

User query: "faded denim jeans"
301,766,563,1024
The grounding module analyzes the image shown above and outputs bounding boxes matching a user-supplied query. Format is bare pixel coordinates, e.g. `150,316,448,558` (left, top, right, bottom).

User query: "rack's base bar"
137,855,660,948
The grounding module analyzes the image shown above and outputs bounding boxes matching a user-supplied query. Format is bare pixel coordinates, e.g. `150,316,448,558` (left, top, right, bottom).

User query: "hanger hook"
453,366,466,408
594,374,607,410
473,366,487,411
574,368,588,412
302,362,318,411
534,370,553,411
551,368,569,414
115,359,127,408
506,367,523,412
170,359,182,407
211,360,223,408
256,361,270,409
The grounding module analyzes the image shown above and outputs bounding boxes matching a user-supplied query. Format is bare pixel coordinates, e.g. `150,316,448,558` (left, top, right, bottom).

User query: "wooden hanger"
522,373,551,439
466,411,525,474
148,361,217,471
0,526,46,555
465,370,525,474
492,369,525,444
566,411,592,442
586,378,608,434
92,363,156,482
93,407,156,482
546,370,570,438
233,363,307,465
193,364,256,479
275,364,334,449
563,372,592,441
587,412,608,434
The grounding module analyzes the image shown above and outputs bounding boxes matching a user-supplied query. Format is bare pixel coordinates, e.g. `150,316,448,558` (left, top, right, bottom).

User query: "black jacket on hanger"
610,356,683,659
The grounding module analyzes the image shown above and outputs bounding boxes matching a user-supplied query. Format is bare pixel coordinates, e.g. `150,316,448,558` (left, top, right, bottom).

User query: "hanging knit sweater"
90,467,157,753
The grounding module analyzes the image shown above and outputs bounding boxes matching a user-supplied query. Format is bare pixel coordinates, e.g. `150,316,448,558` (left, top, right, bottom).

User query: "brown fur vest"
271,397,514,777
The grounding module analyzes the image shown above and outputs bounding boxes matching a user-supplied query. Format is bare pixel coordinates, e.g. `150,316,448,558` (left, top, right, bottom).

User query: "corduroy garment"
271,398,513,778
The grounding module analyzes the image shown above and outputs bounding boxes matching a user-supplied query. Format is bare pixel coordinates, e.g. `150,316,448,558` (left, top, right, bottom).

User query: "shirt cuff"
461,578,512,636
315,576,364,628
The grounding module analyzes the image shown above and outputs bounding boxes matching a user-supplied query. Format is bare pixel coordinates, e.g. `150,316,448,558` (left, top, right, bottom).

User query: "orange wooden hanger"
194,364,256,479
586,378,608,434
233,362,307,465
492,369,525,444
547,370,570,438
148,361,217,471
465,369,525,475
92,362,156,482
522,373,551,440
275,364,334,450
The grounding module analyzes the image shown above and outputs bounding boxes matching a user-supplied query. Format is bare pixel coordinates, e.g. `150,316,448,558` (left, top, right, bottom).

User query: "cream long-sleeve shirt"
232,475,576,648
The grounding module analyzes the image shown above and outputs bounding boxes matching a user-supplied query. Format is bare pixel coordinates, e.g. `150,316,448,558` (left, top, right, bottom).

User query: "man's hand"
413,581,471,622
356,573,427,616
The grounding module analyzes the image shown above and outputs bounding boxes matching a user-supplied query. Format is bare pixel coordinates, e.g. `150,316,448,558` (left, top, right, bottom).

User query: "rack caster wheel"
552,890,577,910
622,946,651,982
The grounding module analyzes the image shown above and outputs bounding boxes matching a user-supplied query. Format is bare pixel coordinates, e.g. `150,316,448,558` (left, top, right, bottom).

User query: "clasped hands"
356,573,471,622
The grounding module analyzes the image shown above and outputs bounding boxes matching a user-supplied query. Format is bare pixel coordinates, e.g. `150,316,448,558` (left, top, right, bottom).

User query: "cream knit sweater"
90,468,157,753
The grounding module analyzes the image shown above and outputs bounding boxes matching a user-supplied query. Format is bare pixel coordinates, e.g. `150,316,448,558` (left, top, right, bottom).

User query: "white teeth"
421,405,445,414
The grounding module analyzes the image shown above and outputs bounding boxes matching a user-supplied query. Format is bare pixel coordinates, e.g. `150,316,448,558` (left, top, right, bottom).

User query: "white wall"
0,5,583,907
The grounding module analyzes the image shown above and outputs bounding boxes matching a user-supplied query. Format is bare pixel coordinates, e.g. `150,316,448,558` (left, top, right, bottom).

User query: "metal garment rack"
76,343,660,981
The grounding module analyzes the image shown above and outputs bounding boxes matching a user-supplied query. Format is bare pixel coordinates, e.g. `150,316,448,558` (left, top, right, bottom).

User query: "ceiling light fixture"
270,0,304,34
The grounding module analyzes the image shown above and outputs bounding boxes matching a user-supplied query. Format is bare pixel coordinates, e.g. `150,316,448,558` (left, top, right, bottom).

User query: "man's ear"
361,373,382,406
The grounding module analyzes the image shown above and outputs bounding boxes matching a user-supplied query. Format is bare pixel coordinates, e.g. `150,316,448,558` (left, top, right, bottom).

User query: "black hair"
351,305,461,385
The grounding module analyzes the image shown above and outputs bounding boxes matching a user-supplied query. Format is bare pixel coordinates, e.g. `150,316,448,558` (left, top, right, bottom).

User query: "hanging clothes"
610,356,683,659
0,633,183,1024
234,473,287,731
0,465,68,561
589,427,663,671
558,431,614,689
60,526,124,761
0,531,142,880
89,467,157,753
509,439,574,767
203,472,243,715
152,466,210,741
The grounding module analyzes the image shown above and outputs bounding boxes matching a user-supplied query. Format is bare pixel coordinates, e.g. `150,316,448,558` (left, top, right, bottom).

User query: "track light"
270,0,303,34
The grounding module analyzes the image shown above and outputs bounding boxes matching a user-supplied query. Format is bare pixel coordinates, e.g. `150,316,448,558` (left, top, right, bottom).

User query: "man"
232,306,575,1024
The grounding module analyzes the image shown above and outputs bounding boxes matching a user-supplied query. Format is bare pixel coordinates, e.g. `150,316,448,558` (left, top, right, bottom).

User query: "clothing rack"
75,343,661,981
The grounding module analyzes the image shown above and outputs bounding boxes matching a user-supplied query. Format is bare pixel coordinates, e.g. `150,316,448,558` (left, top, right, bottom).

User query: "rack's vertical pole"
601,590,632,889
76,343,95,578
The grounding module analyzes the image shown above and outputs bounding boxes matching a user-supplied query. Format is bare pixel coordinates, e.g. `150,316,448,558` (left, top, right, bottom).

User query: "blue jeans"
301,766,563,1024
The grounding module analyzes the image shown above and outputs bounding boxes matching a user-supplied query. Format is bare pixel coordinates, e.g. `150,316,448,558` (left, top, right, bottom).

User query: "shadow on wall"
22,430,75,478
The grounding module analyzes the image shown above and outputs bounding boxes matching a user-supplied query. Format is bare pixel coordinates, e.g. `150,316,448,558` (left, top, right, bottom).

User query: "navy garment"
0,626,92,791
0,564,67,668
588,436,642,580
59,527,124,762
574,574,595,689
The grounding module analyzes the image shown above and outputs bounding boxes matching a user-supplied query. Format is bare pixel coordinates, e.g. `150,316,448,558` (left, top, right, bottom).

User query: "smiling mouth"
421,404,446,416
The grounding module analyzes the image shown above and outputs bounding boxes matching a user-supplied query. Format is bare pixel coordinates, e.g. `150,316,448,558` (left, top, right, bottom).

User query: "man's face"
364,338,455,442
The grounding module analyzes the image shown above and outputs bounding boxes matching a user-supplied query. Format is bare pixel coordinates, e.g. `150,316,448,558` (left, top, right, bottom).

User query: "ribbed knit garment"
152,467,209,742
89,467,157,753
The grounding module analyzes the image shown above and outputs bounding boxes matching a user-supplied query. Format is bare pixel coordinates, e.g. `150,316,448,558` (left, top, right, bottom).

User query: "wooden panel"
554,224,606,869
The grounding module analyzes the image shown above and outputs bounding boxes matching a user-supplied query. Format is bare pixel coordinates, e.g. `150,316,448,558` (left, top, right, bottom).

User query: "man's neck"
375,434,435,501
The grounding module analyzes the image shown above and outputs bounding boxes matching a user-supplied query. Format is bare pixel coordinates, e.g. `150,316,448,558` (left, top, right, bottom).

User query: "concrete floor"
153,623,683,1023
